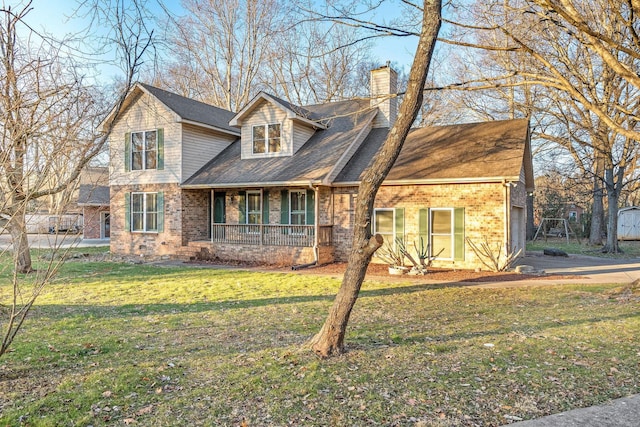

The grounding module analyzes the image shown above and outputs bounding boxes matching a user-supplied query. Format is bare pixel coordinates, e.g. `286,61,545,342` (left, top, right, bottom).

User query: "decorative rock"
543,248,569,257
515,265,535,274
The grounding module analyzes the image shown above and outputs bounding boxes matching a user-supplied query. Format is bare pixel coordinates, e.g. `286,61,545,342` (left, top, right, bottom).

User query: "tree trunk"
7,213,33,274
602,166,622,253
589,157,604,246
309,0,442,358
526,192,535,240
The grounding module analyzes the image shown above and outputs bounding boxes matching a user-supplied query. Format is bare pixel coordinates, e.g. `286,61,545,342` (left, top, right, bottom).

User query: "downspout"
292,182,319,270
503,180,511,253
210,189,214,243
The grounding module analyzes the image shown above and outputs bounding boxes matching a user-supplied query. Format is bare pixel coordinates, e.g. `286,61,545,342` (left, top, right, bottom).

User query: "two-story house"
104,65,534,269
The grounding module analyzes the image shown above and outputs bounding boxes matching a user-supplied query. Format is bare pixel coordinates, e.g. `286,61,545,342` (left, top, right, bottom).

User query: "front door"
101,212,111,238
213,193,226,240
214,193,226,223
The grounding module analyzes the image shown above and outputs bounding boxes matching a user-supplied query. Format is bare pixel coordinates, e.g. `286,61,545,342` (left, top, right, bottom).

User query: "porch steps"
171,241,217,261
173,245,200,261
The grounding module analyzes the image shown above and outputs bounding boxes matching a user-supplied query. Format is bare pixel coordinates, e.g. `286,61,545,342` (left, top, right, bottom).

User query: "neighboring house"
104,66,534,269
77,184,110,239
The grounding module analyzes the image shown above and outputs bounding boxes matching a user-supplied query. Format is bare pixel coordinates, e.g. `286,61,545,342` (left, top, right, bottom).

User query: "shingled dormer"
229,92,328,160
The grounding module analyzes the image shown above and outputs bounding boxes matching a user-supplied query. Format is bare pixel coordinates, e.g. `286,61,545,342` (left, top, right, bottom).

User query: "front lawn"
0,254,639,426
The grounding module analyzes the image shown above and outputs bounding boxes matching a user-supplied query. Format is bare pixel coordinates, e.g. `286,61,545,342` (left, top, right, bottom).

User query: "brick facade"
331,182,527,270
111,180,527,269
82,206,109,239
110,183,183,259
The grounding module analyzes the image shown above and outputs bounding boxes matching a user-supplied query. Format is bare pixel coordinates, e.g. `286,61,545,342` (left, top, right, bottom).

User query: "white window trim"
373,208,395,246
131,129,158,170
289,190,306,227
131,192,159,233
246,190,262,226
430,207,454,260
251,123,281,155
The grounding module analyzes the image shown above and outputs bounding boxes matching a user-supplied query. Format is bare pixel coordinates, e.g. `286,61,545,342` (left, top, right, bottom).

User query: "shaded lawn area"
0,254,639,426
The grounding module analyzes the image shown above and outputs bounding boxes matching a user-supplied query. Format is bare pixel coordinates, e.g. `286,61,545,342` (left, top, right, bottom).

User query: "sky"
17,0,420,82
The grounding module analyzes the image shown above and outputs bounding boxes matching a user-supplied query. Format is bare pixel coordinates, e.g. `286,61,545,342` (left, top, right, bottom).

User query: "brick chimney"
370,63,398,128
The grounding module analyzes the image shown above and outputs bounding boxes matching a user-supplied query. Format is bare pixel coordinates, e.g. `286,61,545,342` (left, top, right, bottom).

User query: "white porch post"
314,186,319,259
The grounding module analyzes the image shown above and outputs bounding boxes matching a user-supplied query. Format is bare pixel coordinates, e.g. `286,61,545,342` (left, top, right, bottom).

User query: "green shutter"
157,192,164,232
418,208,430,253
124,133,131,172
454,207,465,261
238,191,246,224
124,192,131,231
394,207,405,244
280,190,289,224
262,190,269,224
157,128,164,170
306,189,315,225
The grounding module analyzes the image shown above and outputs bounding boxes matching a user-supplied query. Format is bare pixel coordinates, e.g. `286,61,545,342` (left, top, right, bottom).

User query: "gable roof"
138,83,239,135
183,99,375,187
77,184,110,206
101,83,239,136
334,118,533,188
229,92,328,129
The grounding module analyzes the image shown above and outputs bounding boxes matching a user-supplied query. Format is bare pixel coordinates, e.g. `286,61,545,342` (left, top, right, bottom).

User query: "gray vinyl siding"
240,101,290,159
292,120,316,154
110,91,182,186
182,123,236,182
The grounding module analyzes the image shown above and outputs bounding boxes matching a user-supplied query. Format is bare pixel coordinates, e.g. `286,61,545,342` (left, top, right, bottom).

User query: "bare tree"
309,0,442,358
155,0,376,108
444,0,640,251
155,0,281,110
0,0,154,358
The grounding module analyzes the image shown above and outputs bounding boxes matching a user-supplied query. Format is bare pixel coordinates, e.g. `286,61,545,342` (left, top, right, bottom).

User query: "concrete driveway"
0,233,110,250
514,251,640,285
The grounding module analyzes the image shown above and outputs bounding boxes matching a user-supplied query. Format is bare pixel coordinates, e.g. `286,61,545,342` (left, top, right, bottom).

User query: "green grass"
527,238,640,258
1,253,639,426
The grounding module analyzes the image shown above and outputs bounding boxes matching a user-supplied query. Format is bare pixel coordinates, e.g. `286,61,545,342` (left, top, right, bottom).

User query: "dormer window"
252,124,281,154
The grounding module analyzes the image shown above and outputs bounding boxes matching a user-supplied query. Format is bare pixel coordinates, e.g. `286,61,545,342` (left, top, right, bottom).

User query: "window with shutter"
126,129,163,171
128,192,162,233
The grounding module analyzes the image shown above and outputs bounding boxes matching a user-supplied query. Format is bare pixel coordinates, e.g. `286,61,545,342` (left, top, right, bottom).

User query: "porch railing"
211,224,333,247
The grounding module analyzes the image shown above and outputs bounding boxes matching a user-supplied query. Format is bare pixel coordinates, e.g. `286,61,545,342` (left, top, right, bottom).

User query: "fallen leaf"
135,405,153,416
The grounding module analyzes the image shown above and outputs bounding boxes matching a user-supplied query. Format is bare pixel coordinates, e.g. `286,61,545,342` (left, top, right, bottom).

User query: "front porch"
211,224,333,247
183,224,335,266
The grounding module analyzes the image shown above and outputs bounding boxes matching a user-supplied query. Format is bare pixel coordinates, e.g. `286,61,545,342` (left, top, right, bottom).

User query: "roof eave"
179,119,240,137
181,179,324,189
332,176,524,187
229,92,327,129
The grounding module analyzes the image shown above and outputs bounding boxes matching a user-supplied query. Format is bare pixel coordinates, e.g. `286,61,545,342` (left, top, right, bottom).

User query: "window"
374,209,395,245
131,130,157,170
290,191,306,225
252,124,281,154
431,208,453,259
246,191,262,224
131,192,159,232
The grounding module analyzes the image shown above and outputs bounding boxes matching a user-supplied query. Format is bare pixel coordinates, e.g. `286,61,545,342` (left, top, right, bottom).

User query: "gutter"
181,180,324,190
331,176,523,187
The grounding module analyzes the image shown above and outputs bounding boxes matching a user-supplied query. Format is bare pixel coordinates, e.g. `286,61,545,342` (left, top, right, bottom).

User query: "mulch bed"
298,262,575,282
187,258,577,283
